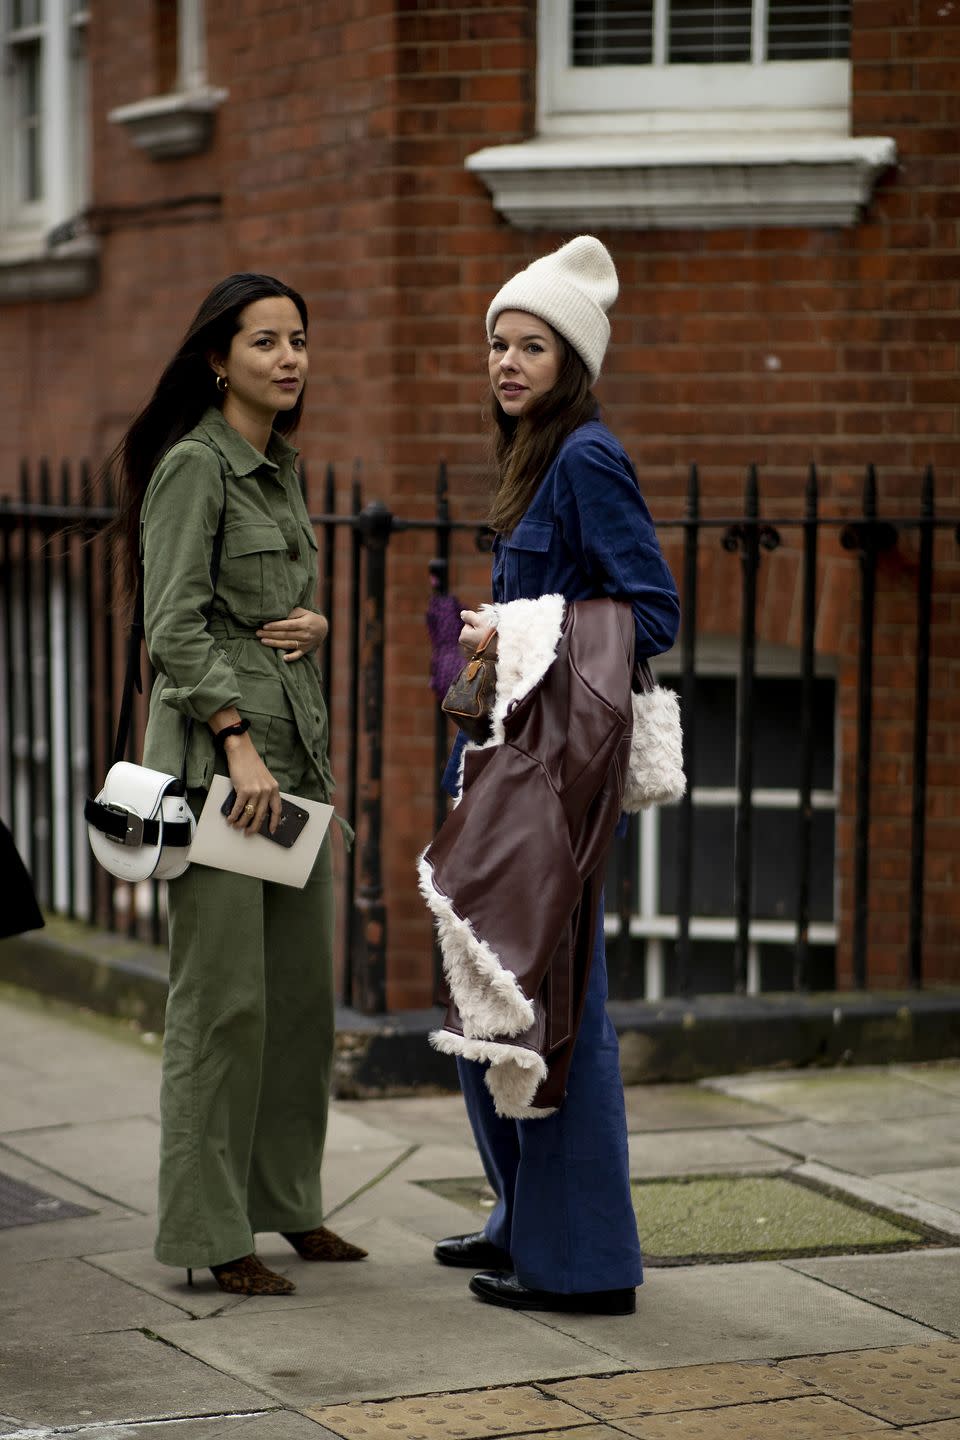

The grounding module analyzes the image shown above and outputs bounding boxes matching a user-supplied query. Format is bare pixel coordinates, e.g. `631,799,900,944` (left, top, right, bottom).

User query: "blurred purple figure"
426,575,465,702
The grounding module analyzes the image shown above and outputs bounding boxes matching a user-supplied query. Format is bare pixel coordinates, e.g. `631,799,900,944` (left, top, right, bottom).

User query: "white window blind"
571,0,850,67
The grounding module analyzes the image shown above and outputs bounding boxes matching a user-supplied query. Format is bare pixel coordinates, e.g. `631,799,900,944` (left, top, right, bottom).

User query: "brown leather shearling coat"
424,598,635,1114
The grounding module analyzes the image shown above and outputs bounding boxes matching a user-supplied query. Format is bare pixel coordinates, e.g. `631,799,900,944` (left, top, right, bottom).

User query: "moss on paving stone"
419,1172,935,1266
632,1174,929,1263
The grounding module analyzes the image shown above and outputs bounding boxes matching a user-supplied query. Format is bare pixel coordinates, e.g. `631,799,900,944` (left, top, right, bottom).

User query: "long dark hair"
110,272,308,595
487,330,596,534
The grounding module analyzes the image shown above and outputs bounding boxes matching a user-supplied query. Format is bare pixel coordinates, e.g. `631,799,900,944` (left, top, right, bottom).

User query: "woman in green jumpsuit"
113,273,364,1295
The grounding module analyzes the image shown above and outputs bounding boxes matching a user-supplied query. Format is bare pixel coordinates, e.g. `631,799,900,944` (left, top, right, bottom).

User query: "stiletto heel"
186,1268,193,1287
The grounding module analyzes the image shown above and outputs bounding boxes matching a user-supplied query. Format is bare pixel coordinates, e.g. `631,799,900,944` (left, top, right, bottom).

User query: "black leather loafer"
469,1270,636,1315
434,1232,513,1270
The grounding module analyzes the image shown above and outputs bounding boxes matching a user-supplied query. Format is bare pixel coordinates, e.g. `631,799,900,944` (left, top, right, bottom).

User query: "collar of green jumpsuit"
192,406,300,481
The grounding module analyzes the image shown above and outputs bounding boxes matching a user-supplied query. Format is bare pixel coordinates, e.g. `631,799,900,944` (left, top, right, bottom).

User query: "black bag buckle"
102,803,145,847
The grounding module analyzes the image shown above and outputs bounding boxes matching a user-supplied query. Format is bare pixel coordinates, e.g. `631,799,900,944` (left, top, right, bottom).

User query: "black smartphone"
220,790,310,848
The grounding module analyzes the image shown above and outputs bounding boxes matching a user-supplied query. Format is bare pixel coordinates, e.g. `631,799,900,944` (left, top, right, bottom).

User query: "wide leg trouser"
456,898,643,1294
154,832,335,1269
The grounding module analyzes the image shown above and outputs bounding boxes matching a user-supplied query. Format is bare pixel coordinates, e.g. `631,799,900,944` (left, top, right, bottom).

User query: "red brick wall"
0,0,956,998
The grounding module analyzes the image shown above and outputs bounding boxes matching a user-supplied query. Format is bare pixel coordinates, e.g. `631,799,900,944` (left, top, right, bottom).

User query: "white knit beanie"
485,236,618,383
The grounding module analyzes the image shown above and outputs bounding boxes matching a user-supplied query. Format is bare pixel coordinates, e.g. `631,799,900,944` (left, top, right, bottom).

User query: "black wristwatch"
213,718,251,750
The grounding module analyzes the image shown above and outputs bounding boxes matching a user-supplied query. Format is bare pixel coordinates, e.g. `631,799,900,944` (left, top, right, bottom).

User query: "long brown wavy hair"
487,329,597,534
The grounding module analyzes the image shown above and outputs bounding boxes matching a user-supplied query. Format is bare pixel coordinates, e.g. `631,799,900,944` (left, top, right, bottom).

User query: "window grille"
571,0,850,67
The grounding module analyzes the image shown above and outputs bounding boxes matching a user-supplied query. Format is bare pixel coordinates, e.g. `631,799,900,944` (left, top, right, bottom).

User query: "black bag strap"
632,659,656,695
111,471,228,784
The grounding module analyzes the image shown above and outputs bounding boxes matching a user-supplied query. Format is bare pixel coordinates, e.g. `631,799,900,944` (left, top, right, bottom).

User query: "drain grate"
0,1171,93,1229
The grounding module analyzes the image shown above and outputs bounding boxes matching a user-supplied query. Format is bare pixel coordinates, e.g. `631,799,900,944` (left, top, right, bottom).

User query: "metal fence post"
351,499,393,1014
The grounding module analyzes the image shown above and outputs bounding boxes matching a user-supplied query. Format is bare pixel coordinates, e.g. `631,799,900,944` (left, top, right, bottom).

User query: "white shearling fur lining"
478,594,566,747
451,593,566,805
417,852,535,1040
622,684,686,812
430,1029,555,1120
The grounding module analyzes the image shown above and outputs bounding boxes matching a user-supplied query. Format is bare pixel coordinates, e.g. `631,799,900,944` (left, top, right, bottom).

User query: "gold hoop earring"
216,375,228,394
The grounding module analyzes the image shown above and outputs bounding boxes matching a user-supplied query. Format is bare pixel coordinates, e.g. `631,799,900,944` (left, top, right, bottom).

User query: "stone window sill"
0,235,99,303
465,134,897,230
109,87,228,160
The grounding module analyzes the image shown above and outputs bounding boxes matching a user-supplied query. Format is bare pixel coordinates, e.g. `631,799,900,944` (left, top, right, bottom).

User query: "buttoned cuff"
159,653,242,724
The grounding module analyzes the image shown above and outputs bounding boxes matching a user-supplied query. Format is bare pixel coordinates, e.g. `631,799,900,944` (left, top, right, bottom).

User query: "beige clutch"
188,775,334,888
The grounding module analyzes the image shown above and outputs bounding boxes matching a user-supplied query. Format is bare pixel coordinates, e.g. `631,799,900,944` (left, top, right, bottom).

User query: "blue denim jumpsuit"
443,417,680,1295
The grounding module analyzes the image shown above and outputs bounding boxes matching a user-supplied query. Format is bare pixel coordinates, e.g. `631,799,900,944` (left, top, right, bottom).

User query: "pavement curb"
3,917,959,1095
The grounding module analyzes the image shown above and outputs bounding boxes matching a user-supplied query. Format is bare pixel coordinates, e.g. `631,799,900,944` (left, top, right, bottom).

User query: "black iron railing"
1,460,956,1011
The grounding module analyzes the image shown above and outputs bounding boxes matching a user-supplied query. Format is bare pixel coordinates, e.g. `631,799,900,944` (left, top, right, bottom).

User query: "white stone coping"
0,234,99,303
466,133,898,230
109,87,229,160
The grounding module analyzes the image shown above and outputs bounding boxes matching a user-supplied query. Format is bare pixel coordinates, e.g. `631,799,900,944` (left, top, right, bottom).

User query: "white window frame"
1,0,88,249
465,0,895,230
541,0,850,137
0,0,95,297
605,646,839,1000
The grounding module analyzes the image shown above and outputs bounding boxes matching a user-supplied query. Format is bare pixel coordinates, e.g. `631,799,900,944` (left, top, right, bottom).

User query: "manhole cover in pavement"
418,1172,941,1265
0,1171,93,1229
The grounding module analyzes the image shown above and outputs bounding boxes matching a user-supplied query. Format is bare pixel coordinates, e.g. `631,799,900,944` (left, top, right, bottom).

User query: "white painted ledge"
466,134,897,230
0,234,99,303
109,87,228,160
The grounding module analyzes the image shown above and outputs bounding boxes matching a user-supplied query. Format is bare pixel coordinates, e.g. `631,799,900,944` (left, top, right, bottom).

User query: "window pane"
660,806,736,916
686,675,737,787
12,0,43,27
16,39,44,204
664,939,736,996
571,0,654,66
767,0,850,60
753,676,836,791
752,808,835,921
658,804,834,921
669,1,752,63
760,942,835,990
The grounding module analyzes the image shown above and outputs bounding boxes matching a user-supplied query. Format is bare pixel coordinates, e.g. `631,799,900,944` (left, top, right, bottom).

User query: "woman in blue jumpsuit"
434,237,680,1313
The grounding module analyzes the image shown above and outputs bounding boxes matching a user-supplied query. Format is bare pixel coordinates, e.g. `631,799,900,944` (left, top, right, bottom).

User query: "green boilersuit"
141,407,337,1269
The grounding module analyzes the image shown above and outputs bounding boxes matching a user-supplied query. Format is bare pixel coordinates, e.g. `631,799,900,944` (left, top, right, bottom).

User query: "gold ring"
243,803,256,817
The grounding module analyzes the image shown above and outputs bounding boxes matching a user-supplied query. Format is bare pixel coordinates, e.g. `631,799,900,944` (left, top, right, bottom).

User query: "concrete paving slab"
877,1167,960,1214
792,1162,960,1243
706,1068,960,1125
240,1219,464,1314
0,1255,191,1338
611,1394,893,1437
892,1064,960,1099
527,1261,941,1368
624,1085,787,1132
627,1129,790,1178
0,1330,272,1428
322,1142,410,1216
781,1341,960,1425
543,1362,810,1417
40,1416,341,1440
0,997,161,1131
746,1116,960,1176
0,1208,155,1264
905,1423,960,1438
787,1248,960,1337
329,1171,498,1241
151,1292,631,1409
85,1247,247,1318
388,1143,491,1182
325,1106,415,1153
308,1384,588,1439
332,1096,475,1149
3,1115,160,1211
